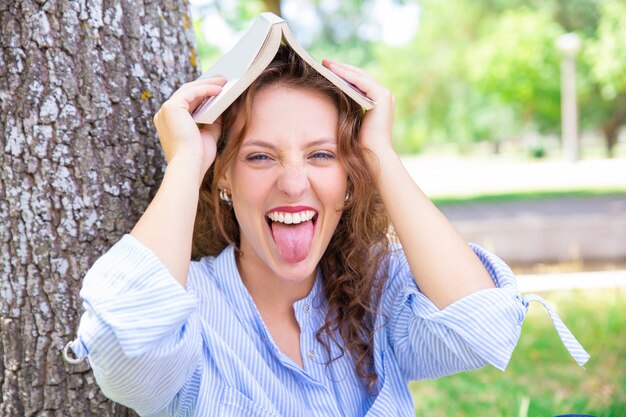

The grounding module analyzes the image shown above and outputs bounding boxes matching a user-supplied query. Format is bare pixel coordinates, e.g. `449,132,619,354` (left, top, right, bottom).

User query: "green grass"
410,288,626,417
431,188,626,206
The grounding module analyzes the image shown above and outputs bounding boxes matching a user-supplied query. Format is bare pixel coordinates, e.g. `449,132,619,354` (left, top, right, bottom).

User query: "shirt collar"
213,245,326,350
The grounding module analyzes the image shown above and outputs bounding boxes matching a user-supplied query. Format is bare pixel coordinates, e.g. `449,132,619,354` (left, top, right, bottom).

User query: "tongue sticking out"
271,220,314,263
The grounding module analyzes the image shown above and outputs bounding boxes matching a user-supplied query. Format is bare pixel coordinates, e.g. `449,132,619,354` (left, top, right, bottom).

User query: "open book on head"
192,12,375,125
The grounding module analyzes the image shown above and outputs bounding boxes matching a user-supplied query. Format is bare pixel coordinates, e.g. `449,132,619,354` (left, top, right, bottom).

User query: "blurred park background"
189,0,626,416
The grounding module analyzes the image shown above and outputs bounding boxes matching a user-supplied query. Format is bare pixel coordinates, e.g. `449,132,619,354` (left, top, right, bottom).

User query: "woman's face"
223,84,347,283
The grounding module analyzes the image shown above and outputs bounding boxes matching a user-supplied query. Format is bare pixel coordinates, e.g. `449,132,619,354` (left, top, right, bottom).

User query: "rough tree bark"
0,1,199,415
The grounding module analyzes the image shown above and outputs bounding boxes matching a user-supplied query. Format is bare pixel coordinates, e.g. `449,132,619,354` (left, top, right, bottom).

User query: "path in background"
438,195,626,265
517,269,626,293
400,156,626,289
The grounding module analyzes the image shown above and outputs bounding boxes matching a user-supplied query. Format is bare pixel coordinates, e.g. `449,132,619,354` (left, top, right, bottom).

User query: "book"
192,12,375,124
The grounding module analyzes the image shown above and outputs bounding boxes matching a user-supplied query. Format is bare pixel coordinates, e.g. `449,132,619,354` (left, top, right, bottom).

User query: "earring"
344,190,351,202
219,189,232,206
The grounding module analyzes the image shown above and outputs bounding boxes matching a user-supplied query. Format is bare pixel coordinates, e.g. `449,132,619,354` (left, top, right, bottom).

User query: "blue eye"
246,154,272,162
310,152,335,160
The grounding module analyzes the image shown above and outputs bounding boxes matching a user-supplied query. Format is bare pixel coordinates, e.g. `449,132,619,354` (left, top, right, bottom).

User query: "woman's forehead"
245,86,338,131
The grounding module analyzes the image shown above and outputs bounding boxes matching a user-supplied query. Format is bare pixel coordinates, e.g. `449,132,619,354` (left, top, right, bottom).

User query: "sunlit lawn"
430,189,626,207
410,287,626,417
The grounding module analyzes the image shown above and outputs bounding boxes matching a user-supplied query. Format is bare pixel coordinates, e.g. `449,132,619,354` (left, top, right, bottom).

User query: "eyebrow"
241,138,338,150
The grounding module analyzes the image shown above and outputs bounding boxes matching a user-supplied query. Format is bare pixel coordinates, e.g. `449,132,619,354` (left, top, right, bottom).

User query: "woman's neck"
235,250,316,312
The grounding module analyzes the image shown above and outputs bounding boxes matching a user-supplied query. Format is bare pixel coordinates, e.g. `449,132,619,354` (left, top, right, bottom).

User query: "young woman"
66,46,588,416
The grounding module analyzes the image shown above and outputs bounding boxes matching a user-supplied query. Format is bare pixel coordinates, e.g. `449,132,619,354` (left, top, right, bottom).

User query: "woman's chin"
272,255,318,283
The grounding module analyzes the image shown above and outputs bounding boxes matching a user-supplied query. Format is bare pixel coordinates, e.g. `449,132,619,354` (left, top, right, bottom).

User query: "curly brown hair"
192,45,391,392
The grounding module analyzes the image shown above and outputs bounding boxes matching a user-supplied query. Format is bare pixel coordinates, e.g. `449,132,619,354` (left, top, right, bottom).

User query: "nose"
276,165,310,200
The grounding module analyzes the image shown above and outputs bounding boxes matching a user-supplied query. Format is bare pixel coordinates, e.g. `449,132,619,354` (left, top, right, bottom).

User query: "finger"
323,59,371,78
187,85,224,113
172,77,226,98
191,75,228,87
323,59,371,84
169,76,227,101
324,62,377,98
199,116,222,140
168,83,224,111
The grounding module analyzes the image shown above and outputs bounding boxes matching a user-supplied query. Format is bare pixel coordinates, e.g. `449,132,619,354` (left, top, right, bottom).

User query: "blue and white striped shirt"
68,235,589,416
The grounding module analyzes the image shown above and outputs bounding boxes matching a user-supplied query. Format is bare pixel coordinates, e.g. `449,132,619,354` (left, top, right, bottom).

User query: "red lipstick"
266,206,317,215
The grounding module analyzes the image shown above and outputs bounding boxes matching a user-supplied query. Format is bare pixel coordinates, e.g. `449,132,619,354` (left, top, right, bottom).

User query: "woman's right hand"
153,76,227,184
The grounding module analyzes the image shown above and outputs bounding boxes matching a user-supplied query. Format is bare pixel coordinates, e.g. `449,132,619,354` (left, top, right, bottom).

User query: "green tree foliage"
191,0,624,156
549,0,600,36
193,17,222,70
301,0,379,67
375,0,624,155
374,0,525,153
586,1,626,97
192,0,265,70
469,8,564,133
582,0,626,156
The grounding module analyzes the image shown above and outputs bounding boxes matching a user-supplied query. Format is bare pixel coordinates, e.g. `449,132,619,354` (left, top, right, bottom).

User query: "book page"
192,12,373,124
192,17,274,121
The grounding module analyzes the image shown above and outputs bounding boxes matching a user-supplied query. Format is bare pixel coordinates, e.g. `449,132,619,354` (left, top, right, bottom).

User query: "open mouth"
266,210,317,226
265,209,318,263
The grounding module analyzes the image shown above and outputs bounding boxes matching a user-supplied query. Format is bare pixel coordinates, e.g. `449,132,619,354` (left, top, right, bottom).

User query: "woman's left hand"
322,59,396,171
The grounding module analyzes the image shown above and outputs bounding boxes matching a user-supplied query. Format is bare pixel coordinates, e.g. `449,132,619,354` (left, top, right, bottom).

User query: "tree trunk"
602,94,626,158
262,0,282,16
0,1,199,415
603,121,619,158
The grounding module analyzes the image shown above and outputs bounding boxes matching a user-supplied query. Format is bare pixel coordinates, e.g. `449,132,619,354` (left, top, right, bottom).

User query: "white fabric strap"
522,294,590,366
62,339,88,364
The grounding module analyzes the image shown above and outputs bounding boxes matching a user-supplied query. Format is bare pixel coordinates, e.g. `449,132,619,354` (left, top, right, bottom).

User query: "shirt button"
303,304,310,313
307,351,315,359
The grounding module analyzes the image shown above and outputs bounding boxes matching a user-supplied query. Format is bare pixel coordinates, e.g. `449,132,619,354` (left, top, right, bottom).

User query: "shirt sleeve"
382,243,590,382
66,234,202,416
